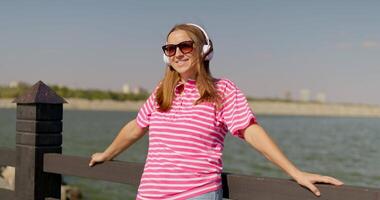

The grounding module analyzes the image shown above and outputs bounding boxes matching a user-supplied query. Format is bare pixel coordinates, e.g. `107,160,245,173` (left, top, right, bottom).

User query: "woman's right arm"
89,118,147,167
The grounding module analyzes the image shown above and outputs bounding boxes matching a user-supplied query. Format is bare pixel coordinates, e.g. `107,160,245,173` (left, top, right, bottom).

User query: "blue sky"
1,1,380,105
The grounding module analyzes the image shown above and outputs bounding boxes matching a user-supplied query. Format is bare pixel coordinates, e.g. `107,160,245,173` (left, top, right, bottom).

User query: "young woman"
89,23,343,200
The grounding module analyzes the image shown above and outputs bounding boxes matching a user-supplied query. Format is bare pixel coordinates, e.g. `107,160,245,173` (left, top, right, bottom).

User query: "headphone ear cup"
205,50,213,61
202,44,212,60
202,45,210,55
163,54,170,65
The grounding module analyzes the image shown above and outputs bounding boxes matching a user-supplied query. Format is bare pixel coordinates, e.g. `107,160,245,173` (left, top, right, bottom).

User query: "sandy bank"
1,98,380,117
250,101,380,117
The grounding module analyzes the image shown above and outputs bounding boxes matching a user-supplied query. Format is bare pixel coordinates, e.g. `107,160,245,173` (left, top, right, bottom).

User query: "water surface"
1,108,379,199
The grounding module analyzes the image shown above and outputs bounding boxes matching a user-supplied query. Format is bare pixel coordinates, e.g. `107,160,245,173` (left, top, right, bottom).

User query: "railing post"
13,81,66,200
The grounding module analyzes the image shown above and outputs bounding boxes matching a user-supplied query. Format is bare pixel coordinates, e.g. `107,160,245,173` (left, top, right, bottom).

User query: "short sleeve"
136,85,159,128
220,81,258,139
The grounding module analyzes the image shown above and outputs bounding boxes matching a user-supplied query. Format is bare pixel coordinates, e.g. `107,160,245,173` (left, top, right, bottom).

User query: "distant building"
9,81,29,88
9,81,20,88
315,92,327,103
133,86,148,95
299,89,311,102
284,90,293,101
122,83,148,95
122,84,131,94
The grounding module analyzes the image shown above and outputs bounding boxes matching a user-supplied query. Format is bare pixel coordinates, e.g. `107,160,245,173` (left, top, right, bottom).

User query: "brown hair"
156,24,221,112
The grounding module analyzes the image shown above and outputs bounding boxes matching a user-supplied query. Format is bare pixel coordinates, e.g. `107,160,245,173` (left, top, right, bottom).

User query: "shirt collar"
176,78,196,87
175,78,196,93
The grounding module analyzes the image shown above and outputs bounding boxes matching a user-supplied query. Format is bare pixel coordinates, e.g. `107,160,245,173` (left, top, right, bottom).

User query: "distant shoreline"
1,98,380,117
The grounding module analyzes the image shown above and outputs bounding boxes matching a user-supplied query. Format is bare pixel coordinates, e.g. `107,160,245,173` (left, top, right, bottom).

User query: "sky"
1,1,380,105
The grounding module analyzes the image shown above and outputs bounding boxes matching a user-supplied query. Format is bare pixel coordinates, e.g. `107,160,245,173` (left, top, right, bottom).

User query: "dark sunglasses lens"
162,41,193,57
163,45,176,56
178,42,193,54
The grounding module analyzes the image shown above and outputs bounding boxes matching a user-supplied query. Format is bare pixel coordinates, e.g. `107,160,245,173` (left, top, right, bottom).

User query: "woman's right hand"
88,119,145,167
89,152,109,167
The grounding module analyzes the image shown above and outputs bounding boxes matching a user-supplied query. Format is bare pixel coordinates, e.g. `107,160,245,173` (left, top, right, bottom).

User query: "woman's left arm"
243,124,344,196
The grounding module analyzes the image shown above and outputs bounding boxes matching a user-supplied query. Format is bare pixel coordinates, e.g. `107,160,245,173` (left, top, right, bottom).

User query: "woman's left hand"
293,171,344,196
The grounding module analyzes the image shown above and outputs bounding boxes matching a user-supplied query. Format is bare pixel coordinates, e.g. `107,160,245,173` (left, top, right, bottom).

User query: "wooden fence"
0,81,379,200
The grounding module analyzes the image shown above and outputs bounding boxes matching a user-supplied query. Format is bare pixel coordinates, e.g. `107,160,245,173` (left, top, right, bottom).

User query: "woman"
89,23,343,200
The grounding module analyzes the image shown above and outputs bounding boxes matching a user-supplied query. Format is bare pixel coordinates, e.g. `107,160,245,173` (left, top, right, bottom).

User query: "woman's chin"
173,65,190,73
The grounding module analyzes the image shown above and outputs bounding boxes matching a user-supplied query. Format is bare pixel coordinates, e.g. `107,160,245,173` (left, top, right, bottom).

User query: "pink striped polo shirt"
135,78,257,200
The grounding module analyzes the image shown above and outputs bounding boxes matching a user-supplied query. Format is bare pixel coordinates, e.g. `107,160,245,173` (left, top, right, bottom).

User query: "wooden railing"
1,81,379,200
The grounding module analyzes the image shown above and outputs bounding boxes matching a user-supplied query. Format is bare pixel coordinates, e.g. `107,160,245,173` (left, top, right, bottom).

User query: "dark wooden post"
13,81,66,200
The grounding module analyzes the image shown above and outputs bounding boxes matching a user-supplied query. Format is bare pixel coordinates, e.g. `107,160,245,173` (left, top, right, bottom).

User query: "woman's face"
167,30,197,80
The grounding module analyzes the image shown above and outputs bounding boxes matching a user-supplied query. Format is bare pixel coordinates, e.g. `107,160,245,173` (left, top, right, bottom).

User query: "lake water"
0,108,379,199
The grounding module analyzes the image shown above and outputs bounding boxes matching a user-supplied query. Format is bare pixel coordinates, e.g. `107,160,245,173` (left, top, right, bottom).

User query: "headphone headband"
186,23,211,47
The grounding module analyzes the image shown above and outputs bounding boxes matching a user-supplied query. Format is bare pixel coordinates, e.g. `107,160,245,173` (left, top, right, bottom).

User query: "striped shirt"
136,78,257,200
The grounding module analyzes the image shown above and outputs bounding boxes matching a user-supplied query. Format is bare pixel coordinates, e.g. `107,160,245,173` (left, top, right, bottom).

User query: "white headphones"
163,23,213,65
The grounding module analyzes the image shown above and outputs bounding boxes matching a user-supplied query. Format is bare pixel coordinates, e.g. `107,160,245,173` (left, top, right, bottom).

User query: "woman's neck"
180,74,196,83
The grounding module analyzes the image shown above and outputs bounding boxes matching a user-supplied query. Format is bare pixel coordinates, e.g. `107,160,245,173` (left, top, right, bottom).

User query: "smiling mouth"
175,59,189,64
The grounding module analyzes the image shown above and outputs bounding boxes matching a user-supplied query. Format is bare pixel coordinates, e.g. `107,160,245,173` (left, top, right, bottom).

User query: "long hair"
156,24,221,112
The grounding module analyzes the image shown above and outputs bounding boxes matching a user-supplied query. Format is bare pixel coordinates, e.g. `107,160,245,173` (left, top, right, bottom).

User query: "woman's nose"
174,47,184,57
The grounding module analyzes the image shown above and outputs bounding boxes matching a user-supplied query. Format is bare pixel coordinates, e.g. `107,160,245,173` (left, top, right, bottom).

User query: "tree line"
0,83,149,101
0,83,298,103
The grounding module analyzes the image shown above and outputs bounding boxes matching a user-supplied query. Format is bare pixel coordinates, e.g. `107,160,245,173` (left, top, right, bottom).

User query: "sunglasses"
162,41,194,57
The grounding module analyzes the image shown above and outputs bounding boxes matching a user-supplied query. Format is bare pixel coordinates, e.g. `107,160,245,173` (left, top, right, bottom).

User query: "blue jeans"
187,188,223,200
